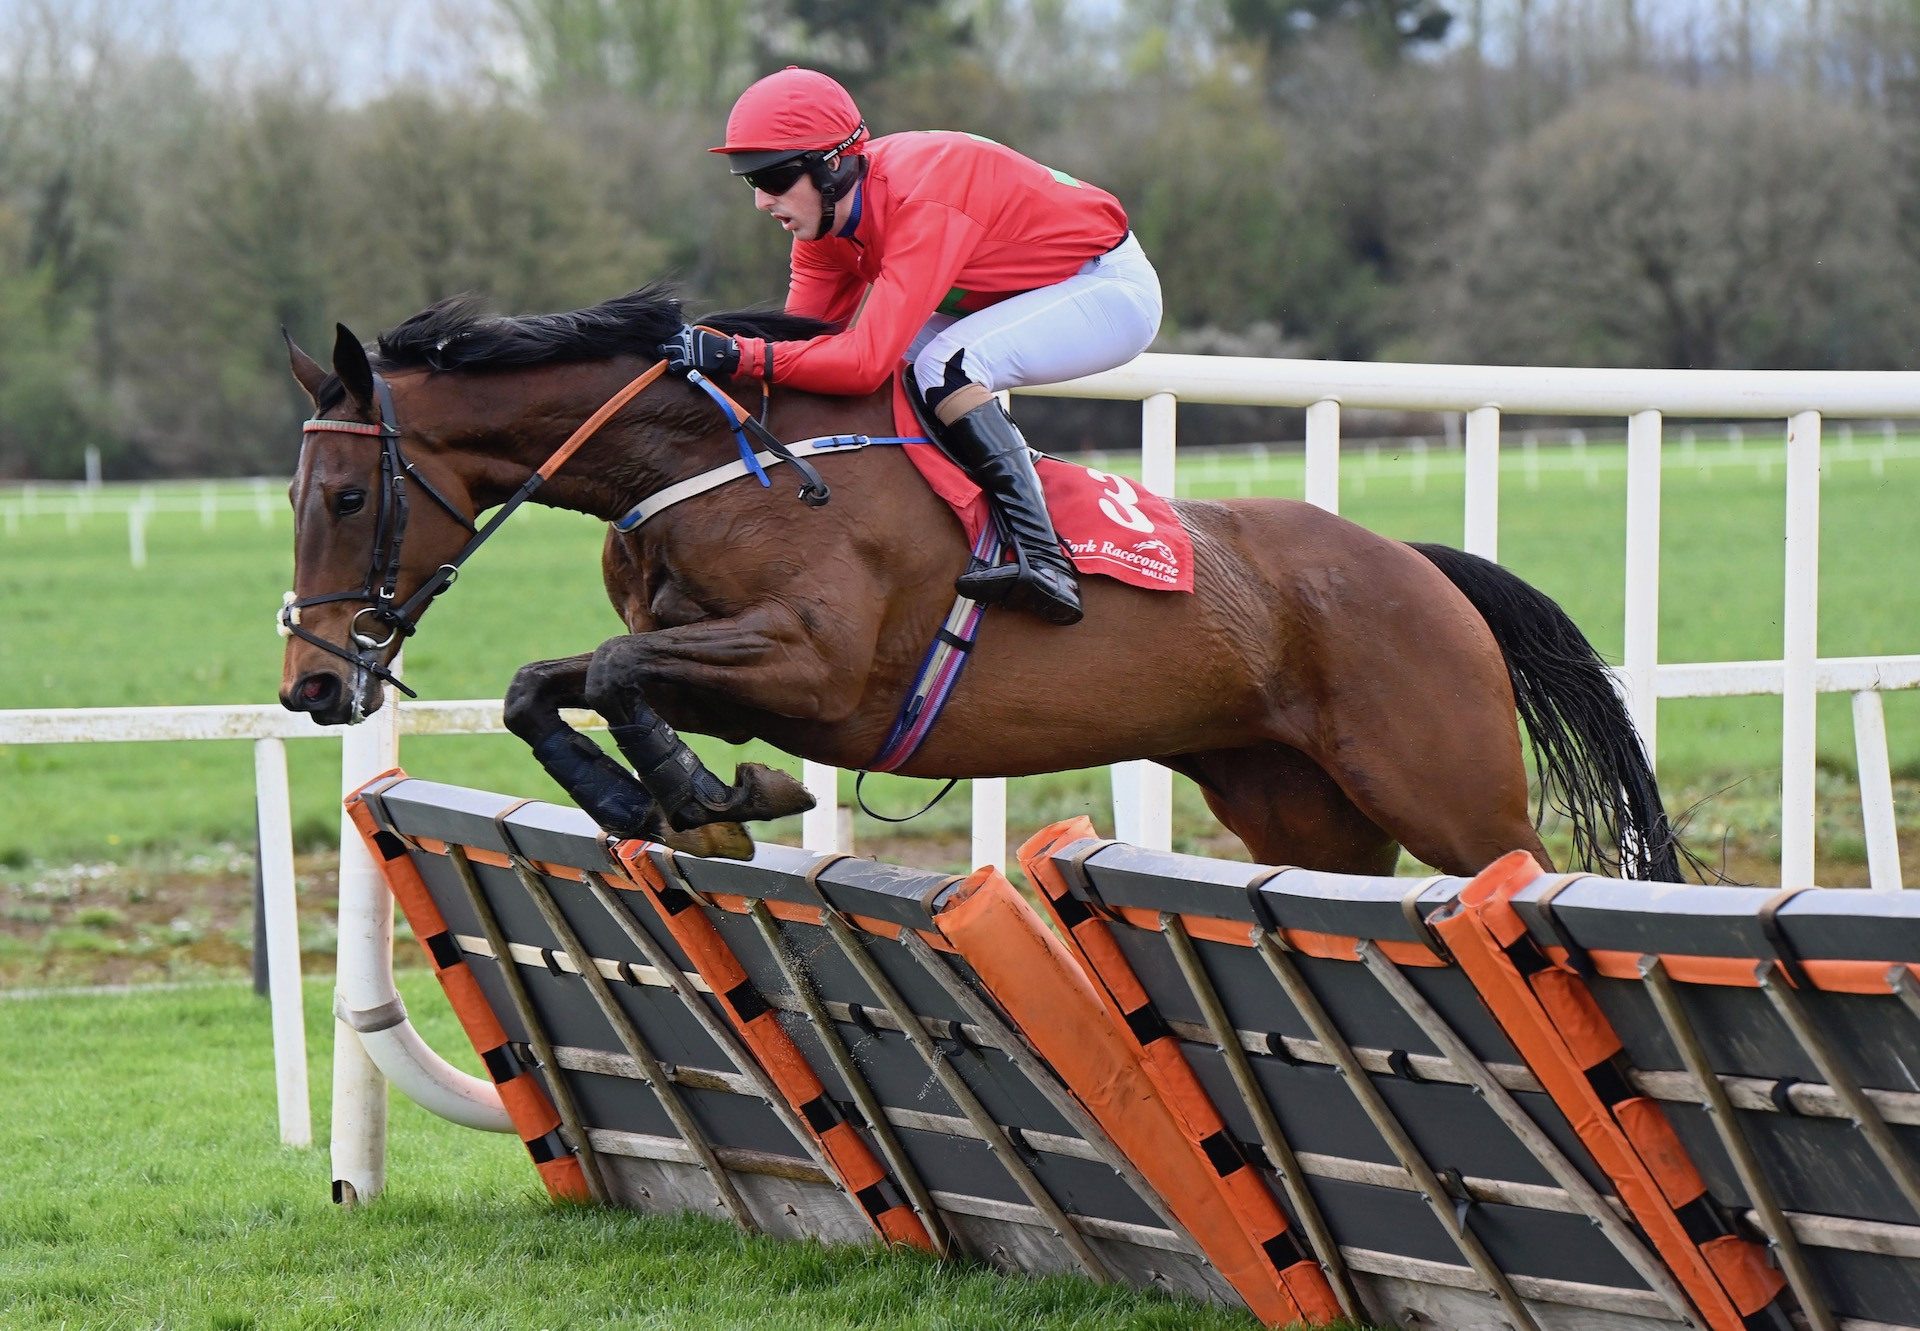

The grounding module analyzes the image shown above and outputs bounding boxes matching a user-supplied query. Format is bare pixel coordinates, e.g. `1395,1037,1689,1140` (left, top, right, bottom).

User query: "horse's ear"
284,328,328,407
331,323,376,410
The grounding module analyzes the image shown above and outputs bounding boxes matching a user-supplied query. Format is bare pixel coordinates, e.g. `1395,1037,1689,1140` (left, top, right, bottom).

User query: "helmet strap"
810,151,867,240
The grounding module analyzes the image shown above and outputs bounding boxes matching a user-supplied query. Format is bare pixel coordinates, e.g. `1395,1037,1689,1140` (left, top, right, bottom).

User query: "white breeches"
908,232,1163,395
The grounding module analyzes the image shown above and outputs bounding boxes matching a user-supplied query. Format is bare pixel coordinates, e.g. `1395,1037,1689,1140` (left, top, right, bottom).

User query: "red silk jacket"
729,131,1129,395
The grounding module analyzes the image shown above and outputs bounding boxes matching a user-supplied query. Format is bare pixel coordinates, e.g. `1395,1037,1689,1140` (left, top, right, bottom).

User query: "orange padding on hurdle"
700,890,958,953
408,837,586,882
1435,850,1788,1331
612,841,936,1252
1559,947,1920,995
344,778,590,1203
1012,820,1341,1327
1103,904,1447,967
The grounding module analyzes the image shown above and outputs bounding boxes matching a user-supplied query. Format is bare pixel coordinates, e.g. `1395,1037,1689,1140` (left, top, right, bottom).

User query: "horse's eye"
335,489,366,517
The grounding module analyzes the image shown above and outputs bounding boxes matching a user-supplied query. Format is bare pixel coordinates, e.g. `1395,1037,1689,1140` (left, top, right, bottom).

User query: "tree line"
2,0,1917,479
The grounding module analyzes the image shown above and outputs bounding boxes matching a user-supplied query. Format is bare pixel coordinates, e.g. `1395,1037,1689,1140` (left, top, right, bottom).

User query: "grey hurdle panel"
1511,873,1920,1330
652,843,1237,1304
357,778,866,1244
1029,832,1693,1331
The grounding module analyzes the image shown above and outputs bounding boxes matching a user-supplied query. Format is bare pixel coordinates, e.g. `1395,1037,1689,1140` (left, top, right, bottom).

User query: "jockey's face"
755,171,827,240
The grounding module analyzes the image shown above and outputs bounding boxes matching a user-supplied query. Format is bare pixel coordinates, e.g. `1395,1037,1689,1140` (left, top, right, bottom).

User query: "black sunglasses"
741,156,812,196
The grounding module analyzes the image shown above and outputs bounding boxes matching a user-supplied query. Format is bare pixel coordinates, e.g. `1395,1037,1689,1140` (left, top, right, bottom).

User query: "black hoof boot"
608,717,816,840
530,729,660,841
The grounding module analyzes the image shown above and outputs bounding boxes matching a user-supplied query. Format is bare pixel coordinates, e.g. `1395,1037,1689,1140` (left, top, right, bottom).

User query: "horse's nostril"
300,676,334,703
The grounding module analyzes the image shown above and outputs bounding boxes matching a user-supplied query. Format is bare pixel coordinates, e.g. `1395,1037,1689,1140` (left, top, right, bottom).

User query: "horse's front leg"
583,605,876,839
503,652,759,859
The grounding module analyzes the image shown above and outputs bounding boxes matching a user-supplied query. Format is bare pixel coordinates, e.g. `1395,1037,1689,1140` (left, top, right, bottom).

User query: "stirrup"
956,545,1083,625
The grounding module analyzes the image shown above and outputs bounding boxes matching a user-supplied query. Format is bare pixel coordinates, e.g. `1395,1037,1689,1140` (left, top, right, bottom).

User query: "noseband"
281,344,831,715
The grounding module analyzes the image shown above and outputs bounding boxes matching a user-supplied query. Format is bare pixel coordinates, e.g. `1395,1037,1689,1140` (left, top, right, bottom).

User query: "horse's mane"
368,280,835,374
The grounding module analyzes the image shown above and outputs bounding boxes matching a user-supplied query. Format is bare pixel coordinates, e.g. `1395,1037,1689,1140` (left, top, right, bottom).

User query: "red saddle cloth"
891,375,1194,593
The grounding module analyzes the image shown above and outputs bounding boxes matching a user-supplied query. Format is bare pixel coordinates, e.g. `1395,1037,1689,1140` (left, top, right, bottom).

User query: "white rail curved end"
334,993,511,1132
333,671,513,1202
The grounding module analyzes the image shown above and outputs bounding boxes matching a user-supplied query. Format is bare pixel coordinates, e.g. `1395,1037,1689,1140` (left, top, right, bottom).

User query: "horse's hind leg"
503,654,758,859
1163,744,1403,874
1289,671,1554,877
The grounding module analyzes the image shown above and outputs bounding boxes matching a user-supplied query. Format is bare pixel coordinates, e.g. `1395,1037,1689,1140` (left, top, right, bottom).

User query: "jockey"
661,66,1163,626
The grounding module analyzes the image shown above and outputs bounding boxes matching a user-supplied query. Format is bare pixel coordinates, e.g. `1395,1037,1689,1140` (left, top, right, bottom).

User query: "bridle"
281,374,467,708
280,341,832,718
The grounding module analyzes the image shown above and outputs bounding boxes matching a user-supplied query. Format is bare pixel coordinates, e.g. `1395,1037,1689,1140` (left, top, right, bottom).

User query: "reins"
282,344,833,710
288,336,994,827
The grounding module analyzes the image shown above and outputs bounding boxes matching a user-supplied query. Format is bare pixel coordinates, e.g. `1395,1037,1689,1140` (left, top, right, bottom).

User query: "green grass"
0,976,1288,1330
1,436,1915,867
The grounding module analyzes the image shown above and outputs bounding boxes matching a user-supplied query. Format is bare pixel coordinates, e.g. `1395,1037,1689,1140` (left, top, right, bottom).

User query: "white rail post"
1463,406,1501,559
801,760,843,852
1623,410,1664,766
1852,690,1903,892
128,505,148,570
1111,392,1178,850
971,777,1008,870
1304,398,1340,513
331,676,402,1204
253,736,311,1148
1782,411,1823,888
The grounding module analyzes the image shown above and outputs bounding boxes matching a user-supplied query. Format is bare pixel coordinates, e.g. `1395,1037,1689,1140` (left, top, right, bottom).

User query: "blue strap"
804,434,928,448
684,370,770,486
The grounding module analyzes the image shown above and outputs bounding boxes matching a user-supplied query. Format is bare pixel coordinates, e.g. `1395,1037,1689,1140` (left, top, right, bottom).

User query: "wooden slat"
1759,962,1920,1222
1359,939,1702,1329
1159,913,1363,1319
1255,933,1541,1331
511,857,756,1230
820,912,1113,1281
1340,1246,1680,1322
443,845,608,1202
576,870,846,1193
745,901,953,1257
1158,1015,1920,1125
588,1128,834,1185
895,928,1208,1260
1640,956,1834,1330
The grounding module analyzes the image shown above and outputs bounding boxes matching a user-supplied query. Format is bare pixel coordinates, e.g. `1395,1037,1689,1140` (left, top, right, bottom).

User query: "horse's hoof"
660,821,756,860
732,762,817,821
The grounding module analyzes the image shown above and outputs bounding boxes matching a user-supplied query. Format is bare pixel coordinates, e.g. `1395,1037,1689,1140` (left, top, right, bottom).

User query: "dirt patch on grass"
0,848,338,989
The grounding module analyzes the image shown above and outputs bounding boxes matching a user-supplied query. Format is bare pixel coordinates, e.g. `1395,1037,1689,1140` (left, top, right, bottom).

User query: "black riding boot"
942,400,1084,625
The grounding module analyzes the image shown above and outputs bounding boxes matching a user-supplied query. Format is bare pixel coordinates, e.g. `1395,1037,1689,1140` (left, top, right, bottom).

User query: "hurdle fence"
3,351,1917,1178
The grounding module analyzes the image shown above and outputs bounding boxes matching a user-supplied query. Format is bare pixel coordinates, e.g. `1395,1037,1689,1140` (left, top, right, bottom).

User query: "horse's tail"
1411,541,1689,882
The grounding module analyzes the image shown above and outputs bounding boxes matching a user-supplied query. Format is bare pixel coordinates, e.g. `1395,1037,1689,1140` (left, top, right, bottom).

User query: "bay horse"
279,283,1685,880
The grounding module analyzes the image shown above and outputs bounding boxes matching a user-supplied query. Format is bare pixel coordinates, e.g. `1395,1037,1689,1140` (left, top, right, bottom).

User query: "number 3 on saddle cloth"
868,371,1193,774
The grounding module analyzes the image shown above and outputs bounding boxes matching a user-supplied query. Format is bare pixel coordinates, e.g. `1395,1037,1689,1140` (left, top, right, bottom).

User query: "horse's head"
279,326,480,724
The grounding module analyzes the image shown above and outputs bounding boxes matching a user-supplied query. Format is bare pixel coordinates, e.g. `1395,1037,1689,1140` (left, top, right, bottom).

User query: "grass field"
2,432,1916,874
0,976,1284,1330
2,436,1913,1329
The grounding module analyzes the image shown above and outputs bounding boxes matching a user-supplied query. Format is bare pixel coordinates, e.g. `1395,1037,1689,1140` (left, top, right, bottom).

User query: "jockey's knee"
916,346,993,425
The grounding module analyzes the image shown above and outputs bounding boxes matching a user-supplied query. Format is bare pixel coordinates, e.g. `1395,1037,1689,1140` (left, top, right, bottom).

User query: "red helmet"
712,67,867,174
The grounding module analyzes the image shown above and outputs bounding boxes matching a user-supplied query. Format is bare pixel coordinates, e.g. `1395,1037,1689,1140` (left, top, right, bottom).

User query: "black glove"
658,325,741,379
